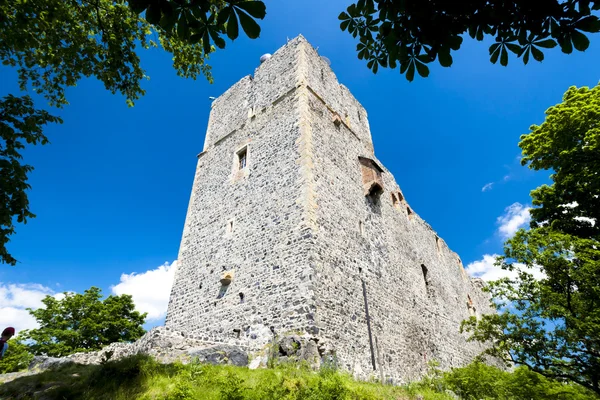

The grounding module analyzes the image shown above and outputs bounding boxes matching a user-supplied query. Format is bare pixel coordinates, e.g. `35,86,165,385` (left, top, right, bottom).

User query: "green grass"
0,355,449,400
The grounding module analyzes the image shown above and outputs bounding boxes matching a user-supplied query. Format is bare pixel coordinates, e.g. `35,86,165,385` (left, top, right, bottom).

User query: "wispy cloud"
481,154,536,193
481,182,494,192
497,202,531,239
111,261,177,321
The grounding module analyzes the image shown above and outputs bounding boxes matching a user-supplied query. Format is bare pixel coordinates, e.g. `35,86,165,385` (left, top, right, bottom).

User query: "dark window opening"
407,206,413,219
359,220,364,236
237,147,247,170
233,328,241,338
467,295,476,316
199,283,203,289
421,264,429,288
391,193,398,207
239,292,245,303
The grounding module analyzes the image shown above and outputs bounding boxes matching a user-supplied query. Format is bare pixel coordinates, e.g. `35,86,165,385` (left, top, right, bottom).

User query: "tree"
0,95,62,265
0,339,34,373
0,0,265,265
21,287,146,357
462,85,600,394
337,0,600,81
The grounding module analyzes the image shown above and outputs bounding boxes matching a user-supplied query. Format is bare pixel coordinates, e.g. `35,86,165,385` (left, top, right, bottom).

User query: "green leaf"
226,11,239,40
216,7,231,26
535,39,557,49
448,35,463,50
558,35,573,53
438,51,452,67
177,14,189,39
405,60,415,82
129,0,149,14
531,46,544,61
500,47,508,66
415,60,429,77
209,29,226,49
236,10,261,39
340,19,351,31
338,11,350,21
203,31,213,54
571,30,590,51
489,44,501,64
574,16,600,32
522,47,530,65
234,1,267,19
145,2,162,25
506,43,522,55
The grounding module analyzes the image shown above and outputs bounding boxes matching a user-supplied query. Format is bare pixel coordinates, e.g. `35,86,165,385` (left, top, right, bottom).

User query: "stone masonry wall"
166,37,318,349
296,41,493,383
166,36,494,382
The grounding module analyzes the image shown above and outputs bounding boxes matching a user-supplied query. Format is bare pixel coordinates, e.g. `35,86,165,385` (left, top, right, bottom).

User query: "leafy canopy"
0,0,265,265
128,0,267,56
21,287,146,357
0,95,62,266
463,85,600,394
338,0,600,81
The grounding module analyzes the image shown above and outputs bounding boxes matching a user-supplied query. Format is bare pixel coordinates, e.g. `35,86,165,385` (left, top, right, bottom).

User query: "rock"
187,345,248,367
279,335,301,356
300,340,320,368
29,356,73,370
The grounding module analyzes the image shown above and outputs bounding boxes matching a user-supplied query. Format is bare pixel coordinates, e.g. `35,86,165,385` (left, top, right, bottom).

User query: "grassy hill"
0,355,596,399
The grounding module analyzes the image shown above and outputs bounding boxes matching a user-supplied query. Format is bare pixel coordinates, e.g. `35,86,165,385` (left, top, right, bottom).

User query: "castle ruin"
165,36,493,383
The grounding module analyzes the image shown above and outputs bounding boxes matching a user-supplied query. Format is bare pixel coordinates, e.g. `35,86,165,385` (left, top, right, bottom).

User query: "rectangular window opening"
421,264,429,287
237,147,247,170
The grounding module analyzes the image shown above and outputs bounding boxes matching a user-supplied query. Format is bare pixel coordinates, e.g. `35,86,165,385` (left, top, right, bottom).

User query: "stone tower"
166,36,493,382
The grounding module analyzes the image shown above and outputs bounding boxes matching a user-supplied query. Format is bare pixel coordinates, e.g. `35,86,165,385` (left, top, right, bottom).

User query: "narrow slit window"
391,193,398,207
359,220,364,236
237,147,247,170
239,292,245,303
407,206,413,220
227,219,234,235
421,264,429,288
435,236,442,254
467,295,476,316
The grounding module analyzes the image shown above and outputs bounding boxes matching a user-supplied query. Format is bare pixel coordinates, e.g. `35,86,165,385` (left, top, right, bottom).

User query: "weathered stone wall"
300,37,492,382
166,36,494,383
166,36,318,349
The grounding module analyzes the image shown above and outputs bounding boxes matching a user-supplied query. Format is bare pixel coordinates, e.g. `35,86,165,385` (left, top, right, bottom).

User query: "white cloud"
0,283,56,334
481,182,494,192
574,216,596,226
466,254,545,281
497,202,531,239
111,261,177,321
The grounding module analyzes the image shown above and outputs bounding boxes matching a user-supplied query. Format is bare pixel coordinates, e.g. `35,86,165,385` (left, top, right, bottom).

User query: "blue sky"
1,1,599,332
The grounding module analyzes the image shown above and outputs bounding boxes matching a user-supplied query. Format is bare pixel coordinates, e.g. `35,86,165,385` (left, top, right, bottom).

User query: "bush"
0,340,34,373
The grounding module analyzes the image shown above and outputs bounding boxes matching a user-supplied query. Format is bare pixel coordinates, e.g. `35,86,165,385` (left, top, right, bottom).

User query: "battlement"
203,36,373,152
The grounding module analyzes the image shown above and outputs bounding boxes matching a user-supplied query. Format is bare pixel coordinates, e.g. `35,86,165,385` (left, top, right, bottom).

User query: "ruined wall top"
202,35,374,151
